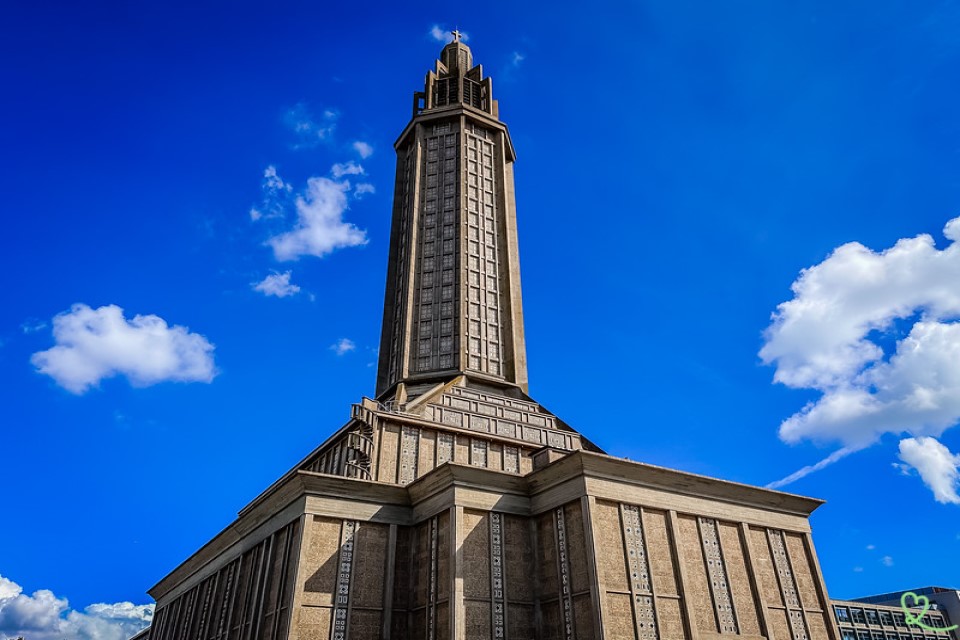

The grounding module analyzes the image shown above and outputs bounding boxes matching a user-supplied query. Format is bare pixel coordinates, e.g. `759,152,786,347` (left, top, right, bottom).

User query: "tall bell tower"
376,34,528,398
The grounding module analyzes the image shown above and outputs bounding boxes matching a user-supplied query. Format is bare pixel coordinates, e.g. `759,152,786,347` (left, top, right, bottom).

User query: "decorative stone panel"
698,517,738,634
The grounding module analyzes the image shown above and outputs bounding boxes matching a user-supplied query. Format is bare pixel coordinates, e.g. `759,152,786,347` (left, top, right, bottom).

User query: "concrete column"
581,496,605,639
450,506,465,640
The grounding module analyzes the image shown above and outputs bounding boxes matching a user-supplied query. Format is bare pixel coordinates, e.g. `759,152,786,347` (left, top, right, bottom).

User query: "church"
138,35,842,640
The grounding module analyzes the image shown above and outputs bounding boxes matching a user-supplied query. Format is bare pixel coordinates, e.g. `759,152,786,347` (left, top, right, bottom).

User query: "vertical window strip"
621,504,658,640
427,516,439,640
768,529,809,640
555,506,575,640
331,521,357,640
490,513,506,639
698,517,739,634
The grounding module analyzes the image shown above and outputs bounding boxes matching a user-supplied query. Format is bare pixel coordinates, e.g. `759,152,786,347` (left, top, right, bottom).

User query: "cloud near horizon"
0,574,152,640
761,217,960,501
31,304,216,394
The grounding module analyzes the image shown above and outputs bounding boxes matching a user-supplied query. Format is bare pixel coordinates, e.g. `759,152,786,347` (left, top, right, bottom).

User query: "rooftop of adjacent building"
851,587,960,605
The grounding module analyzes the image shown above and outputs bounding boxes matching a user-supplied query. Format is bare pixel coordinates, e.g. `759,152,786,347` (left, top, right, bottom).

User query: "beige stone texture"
504,514,534,603
301,516,342,607
537,511,560,597
295,606,331,640
749,526,784,608
489,442,504,471
644,508,679,596
807,611,831,640
462,509,490,599
565,500,591,595
465,601,491,637
677,515,717,635
352,523,388,609
785,532,820,610
657,597,688,640
454,433,470,464
718,520,761,635
606,592,636,638
593,499,629,592
768,606,793,640
378,423,400,484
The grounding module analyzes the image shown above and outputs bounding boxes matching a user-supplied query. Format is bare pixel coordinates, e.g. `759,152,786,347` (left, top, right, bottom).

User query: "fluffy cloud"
330,338,356,355
252,271,301,298
331,161,365,179
0,574,151,640
260,166,368,261
352,141,373,159
762,217,960,497
284,103,336,149
31,304,216,394
897,436,960,504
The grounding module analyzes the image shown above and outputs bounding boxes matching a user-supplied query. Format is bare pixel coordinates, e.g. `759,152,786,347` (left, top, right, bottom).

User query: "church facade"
140,37,842,640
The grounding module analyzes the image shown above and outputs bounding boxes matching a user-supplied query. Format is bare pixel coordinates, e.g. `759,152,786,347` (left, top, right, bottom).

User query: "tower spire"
375,40,527,398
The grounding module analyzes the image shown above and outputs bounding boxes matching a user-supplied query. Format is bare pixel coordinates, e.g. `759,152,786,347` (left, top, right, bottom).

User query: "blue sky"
3,0,960,637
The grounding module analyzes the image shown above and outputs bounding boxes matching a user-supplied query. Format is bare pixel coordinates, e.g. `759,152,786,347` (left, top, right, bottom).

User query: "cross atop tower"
451,29,463,42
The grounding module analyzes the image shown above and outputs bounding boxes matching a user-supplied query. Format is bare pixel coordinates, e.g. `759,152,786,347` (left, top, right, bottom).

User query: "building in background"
829,589,960,640
137,36,848,640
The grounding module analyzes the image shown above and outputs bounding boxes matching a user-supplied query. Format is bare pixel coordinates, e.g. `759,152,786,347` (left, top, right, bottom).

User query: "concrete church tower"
138,36,843,640
376,32,528,397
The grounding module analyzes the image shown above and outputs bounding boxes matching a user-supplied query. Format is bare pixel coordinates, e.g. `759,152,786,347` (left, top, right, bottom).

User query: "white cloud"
0,574,151,640
897,436,960,504
429,25,468,43
761,217,960,494
331,161,365,179
31,304,216,394
252,271,301,298
250,165,292,221
766,447,855,489
284,103,337,149
352,141,373,158
330,338,356,356
21,319,47,334
266,170,368,261
354,183,375,197
866,544,876,550
853,566,864,573
881,555,894,567
511,51,525,67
